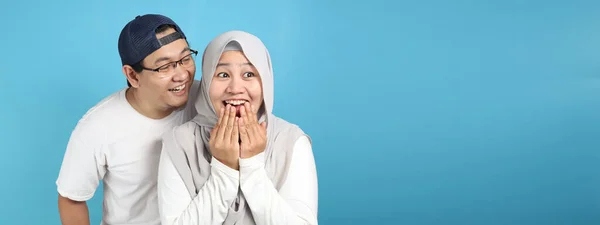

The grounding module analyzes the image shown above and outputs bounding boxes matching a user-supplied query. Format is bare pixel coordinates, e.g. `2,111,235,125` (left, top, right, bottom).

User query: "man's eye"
158,64,172,72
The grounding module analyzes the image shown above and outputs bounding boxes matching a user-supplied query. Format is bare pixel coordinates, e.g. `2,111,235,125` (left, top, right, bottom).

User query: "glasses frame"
141,49,198,73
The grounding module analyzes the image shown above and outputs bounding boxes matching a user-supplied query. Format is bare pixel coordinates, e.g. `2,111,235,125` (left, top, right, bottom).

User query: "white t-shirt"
56,80,200,225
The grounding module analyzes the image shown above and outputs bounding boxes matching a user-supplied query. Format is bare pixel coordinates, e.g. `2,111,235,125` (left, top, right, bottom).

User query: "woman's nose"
226,77,244,94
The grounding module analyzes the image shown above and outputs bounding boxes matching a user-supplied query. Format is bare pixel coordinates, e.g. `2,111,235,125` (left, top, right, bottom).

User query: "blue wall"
1,0,599,224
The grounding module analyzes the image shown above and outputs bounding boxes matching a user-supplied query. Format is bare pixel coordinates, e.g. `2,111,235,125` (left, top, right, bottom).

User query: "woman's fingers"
231,117,240,144
217,105,231,141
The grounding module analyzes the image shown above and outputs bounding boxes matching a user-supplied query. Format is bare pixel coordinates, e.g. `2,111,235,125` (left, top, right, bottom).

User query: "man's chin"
166,97,189,109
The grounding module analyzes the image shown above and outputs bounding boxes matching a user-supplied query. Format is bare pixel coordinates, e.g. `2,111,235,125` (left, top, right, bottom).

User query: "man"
56,14,200,225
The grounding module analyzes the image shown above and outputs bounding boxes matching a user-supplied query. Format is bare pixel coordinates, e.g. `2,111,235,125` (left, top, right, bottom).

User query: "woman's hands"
238,102,267,159
209,104,240,170
209,103,267,170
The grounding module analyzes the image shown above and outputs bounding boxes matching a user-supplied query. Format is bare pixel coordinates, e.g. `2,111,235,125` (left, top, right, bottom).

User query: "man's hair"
126,24,178,87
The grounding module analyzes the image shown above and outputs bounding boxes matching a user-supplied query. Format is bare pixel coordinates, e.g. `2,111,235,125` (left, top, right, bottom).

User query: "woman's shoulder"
270,115,304,132
162,120,201,142
269,115,310,142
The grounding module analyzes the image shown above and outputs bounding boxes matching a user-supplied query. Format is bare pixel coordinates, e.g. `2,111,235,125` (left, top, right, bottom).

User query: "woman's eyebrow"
216,62,253,67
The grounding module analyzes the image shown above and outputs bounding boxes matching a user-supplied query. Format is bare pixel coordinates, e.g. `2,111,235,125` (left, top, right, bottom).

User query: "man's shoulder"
70,89,130,141
80,89,129,123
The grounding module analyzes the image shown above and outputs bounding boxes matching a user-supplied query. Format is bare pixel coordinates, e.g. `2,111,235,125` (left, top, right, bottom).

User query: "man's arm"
55,121,106,225
58,195,90,225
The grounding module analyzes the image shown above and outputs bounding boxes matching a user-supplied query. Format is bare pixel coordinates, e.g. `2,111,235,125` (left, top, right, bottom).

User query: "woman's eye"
243,72,255,78
216,72,229,78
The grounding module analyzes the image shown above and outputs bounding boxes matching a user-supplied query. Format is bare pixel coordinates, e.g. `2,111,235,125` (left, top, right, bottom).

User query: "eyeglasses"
142,49,198,74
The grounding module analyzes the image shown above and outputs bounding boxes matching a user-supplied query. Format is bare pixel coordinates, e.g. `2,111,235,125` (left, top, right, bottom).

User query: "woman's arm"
239,136,318,225
157,149,241,225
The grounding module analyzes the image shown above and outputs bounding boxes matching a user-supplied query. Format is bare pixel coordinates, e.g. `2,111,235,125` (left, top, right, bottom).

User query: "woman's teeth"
169,84,185,92
225,100,247,106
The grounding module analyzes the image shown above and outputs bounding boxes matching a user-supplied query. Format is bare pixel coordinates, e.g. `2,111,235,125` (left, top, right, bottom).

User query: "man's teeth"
170,84,185,92
225,100,247,106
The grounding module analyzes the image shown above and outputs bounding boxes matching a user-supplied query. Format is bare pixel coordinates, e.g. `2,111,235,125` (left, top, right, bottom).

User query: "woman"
157,30,318,225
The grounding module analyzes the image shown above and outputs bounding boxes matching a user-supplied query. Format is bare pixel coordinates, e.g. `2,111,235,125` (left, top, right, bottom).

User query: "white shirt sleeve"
239,135,318,225
157,148,240,225
55,121,107,201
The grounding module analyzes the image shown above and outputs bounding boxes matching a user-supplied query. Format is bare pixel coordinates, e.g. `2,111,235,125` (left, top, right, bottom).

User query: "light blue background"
1,0,599,224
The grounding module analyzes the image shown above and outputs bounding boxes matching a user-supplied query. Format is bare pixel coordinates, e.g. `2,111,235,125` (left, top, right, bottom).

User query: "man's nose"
172,63,188,81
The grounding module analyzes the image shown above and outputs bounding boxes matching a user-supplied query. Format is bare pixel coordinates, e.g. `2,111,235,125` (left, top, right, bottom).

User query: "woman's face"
209,50,263,117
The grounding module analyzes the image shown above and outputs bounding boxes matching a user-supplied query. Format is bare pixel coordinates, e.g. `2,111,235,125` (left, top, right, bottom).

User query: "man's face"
135,28,197,111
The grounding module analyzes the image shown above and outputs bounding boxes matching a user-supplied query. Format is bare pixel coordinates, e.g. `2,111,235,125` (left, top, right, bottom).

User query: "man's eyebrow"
180,47,190,54
153,47,192,66
154,57,171,66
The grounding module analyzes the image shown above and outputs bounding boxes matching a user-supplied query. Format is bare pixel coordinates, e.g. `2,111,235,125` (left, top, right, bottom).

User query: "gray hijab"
162,30,309,224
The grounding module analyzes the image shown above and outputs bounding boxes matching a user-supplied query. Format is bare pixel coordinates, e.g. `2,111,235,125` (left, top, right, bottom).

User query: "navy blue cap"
118,14,187,66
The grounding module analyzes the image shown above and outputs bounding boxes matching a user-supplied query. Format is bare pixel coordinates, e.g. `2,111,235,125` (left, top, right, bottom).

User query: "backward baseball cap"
118,14,187,66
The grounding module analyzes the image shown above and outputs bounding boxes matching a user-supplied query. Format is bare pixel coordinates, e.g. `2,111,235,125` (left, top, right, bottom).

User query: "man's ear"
123,65,140,88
